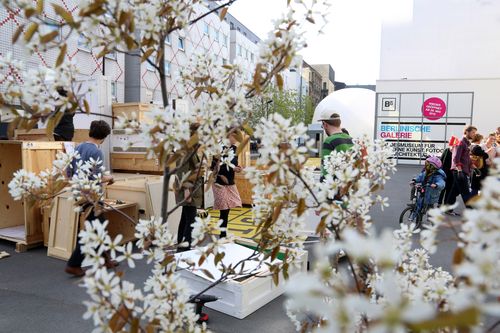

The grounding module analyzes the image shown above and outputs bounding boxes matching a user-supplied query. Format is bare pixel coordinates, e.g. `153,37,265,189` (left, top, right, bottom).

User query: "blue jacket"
415,169,446,205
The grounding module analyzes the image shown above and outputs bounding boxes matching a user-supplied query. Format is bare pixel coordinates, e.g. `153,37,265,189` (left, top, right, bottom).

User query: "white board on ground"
175,243,269,282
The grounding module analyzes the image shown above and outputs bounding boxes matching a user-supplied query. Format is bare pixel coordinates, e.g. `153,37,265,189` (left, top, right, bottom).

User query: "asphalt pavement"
0,165,468,333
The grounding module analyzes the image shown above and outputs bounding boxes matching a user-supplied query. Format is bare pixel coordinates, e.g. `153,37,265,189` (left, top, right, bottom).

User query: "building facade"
376,0,500,165
302,61,322,109
0,1,125,103
311,64,335,99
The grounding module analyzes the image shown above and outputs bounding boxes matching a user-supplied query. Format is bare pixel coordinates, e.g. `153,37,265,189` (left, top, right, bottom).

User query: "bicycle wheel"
399,206,416,227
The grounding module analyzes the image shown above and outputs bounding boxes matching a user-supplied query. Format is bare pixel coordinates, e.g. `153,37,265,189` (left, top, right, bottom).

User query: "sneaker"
445,211,461,217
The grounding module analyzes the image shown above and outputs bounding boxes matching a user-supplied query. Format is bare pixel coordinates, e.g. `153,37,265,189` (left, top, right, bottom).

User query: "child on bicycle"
410,156,446,221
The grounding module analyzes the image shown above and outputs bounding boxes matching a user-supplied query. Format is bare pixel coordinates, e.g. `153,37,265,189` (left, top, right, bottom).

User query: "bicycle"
399,182,429,229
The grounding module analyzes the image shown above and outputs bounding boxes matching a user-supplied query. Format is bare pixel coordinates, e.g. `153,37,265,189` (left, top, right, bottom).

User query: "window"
164,60,171,76
237,44,242,56
111,81,117,102
203,22,209,35
146,57,156,71
105,50,117,60
178,37,185,50
165,34,171,45
250,53,254,62
215,30,220,43
222,58,227,65
46,21,61,42
77,34,90,51
223,34,228,47
245,49,249,59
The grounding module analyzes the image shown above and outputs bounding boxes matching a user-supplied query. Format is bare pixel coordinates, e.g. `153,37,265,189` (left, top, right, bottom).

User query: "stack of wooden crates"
110,103,162,173
0,141,65,251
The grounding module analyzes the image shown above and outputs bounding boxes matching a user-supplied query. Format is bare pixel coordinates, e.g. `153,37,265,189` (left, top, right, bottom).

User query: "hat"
317,110,341,122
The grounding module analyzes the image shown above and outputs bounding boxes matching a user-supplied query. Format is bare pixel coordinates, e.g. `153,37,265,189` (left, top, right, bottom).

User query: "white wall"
376,78,500,143
380,0,500,80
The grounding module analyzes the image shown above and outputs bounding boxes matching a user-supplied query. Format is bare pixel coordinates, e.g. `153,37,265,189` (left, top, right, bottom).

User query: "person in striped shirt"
317,111,354,181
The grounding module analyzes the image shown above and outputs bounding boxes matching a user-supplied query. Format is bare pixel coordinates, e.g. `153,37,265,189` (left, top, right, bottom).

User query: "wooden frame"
0,141,65,251
48,191,138,261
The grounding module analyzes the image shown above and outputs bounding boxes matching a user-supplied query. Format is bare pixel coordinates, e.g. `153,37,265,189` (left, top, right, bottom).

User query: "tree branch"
188,0,239,27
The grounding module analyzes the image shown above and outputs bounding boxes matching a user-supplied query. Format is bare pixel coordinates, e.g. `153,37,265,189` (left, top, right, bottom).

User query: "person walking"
53,87,75,141
470,145,489,198
444,125,477,214
65,120,113,277
176,124,203,252
212,132,243,238
317,111,354,181
438,146,453,206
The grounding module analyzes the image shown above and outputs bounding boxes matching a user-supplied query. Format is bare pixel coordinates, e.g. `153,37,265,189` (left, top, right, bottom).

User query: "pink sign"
422,97,446,120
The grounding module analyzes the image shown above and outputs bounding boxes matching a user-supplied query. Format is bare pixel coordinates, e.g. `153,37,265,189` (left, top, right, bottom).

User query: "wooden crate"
176,243,307,319
112,103,152,127
111,153,162,174
15,129,90,143
106,176,181,236
0,141,65,251
47,191,138,261
235,172,254,205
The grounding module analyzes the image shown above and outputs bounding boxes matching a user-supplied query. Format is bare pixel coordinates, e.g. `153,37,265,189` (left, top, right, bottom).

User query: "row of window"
236,43,255,62
203,22,229,47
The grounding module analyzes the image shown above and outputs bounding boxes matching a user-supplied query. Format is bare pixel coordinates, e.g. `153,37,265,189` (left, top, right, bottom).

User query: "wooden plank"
146,178,181,237
15,129,90,143
47,192,78,260
0,142,24,229
104,203,138,244
111,152,162,173
234,172,253,205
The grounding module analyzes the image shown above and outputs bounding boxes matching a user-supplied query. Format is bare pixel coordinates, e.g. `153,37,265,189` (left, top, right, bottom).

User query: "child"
413,156,446,210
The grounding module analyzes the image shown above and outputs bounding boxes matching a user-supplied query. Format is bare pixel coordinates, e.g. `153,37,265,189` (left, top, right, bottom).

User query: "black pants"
445,170,471,207
438,172,454,205
177,206,197,249
67,207,105,268
219,209,230,238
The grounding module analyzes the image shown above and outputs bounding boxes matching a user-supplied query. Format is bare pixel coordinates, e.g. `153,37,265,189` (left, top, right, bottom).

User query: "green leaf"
46,112,64,139
12,24,25,44
36,0,44,14
219,7,229,21
40,30,59,44
52,4,74,24
408,307,480,331
24,23,39,42
201,269,215,280
83,99,91,114
55,44,67,67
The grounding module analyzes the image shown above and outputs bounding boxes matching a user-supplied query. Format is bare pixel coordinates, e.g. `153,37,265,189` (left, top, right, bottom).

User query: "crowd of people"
421,125,499,216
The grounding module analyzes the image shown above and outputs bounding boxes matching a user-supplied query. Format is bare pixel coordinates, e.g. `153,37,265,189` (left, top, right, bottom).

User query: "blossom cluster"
0,54,86,122
8,151,78,204
285,157,500,332
79,218,208,333
317,137,396,233
69,157,110,208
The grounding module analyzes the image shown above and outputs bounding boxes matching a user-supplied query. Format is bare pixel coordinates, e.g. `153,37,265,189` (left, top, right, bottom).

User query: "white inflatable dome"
311,88,376,138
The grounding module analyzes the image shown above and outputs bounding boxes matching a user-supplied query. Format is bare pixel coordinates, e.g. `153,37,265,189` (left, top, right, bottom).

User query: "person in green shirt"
318,111,354,181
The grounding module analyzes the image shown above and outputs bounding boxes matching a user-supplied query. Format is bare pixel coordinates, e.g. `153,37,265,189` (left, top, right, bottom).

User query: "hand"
234,166,243,173
430,184,437,188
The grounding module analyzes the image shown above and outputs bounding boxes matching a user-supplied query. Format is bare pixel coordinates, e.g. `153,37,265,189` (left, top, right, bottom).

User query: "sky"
229,0,413,85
